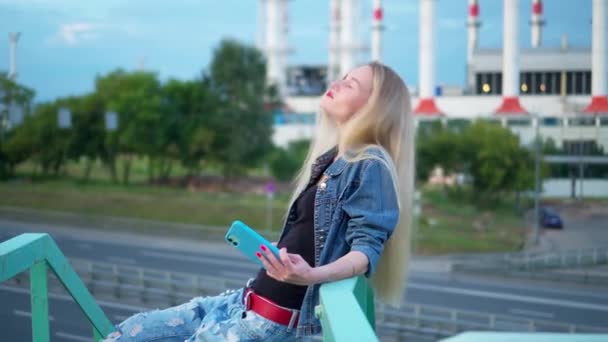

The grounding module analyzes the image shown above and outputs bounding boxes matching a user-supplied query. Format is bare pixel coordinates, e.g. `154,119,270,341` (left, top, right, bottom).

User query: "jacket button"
319,182,327,190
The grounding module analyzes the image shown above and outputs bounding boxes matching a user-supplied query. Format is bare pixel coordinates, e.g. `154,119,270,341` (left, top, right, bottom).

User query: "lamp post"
532,113,541,246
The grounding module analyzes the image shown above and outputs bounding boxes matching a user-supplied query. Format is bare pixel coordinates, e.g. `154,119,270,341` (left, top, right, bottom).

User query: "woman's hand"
256,245,317,286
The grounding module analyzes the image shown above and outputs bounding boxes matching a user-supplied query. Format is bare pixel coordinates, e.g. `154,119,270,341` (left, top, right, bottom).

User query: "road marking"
55,332,90,341
408,282,608,312
140,250,256,271
1,285,150,312
14,309,55,321
509,308,555,319
106,256,136,265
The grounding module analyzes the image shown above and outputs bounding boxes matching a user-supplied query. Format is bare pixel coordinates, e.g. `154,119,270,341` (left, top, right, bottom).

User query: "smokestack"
328,0,341,82
8,32,21,81
264,0,288,95
256,0,266,51
340,0,358,75
584,0,608,113
467,0,480,90
371,0,383,62
414,0,442,116
530,0,544,48
495,0,527,114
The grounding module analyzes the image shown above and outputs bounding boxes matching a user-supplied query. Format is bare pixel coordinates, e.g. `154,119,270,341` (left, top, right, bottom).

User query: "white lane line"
408,282,608,312
1,285,150,312
14,309,55,321
140,250,256,271
509,308,555,319
106,256,136,265
55,331,90,341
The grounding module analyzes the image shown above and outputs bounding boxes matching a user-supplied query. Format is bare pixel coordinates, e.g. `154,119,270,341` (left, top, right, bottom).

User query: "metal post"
533,114,540,245
30,260,50,342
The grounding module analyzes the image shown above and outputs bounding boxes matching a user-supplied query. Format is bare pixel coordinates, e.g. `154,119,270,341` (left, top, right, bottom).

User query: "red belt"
243,288,299,328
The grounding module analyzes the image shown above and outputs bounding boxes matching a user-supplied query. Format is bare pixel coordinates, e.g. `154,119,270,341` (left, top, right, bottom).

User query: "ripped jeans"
101,287,297,342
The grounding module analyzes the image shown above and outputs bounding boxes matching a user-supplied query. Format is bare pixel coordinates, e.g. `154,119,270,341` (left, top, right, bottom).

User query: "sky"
0,0,593,102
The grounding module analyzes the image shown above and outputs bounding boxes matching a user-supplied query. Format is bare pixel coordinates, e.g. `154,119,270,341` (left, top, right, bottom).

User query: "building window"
541,117,562,126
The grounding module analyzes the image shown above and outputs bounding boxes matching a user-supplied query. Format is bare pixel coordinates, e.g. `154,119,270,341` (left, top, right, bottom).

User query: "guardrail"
7,256,608,340
451,246,608,270
0,233,114,342
316,275,378,341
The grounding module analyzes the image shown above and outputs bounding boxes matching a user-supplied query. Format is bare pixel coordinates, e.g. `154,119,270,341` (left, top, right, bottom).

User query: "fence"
6,256,608,341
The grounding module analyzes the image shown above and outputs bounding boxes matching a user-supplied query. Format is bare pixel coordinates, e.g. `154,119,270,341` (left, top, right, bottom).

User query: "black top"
250,153,335,309
250,184,317,309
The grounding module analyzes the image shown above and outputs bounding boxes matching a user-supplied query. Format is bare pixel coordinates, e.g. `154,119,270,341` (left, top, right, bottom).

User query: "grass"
2,160,529,255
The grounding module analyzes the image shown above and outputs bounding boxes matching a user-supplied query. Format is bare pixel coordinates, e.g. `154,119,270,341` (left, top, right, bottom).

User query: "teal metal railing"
0,233,114,342
315,275,379,342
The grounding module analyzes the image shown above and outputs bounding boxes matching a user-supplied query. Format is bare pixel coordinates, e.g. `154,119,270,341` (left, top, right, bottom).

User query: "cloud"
56,22,98,45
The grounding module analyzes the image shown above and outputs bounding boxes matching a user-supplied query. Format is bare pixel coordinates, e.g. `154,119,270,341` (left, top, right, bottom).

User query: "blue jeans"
101,288,297,341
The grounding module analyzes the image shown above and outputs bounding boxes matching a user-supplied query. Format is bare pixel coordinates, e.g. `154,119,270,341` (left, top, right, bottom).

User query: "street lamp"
532,112,541,246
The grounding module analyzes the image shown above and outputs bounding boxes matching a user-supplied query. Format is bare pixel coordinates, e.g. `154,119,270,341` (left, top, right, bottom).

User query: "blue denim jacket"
276,145,400,338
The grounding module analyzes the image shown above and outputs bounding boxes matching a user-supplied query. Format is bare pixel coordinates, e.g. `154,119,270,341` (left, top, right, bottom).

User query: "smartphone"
225,220,281,268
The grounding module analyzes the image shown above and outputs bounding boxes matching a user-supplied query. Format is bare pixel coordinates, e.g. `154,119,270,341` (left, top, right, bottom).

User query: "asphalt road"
1,219,607,341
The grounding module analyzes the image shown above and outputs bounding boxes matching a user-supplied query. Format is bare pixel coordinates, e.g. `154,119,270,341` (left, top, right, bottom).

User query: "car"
540,207,563,229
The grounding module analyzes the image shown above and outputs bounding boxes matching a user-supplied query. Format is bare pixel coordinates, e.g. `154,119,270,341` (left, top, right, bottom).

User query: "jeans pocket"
238,310,286,340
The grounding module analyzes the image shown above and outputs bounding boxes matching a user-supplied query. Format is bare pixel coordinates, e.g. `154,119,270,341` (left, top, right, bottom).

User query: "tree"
161,78,219,178
95,70,163,184
0,72,35,178
461,121,538,205
207,39,275,178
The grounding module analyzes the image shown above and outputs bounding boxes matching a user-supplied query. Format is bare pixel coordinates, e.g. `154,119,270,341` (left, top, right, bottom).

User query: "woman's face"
320,65,373,125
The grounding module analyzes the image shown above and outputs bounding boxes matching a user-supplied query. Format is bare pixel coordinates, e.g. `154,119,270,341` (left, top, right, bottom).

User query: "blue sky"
0,0,592,102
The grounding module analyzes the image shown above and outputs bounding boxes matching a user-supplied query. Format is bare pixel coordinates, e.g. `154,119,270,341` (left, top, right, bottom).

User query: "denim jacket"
276,145,400,338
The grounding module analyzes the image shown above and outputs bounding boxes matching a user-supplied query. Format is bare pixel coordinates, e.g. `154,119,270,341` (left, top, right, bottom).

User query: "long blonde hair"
285,62,415,306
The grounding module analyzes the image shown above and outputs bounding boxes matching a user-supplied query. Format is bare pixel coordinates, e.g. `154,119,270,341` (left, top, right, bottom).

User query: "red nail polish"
256,252,262,258
260,245,267,252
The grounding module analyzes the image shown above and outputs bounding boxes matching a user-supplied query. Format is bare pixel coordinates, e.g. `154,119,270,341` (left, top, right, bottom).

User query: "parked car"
540,207,564,229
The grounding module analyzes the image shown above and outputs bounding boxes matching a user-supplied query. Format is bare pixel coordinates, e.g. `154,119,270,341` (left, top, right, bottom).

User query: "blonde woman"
102,61,415,341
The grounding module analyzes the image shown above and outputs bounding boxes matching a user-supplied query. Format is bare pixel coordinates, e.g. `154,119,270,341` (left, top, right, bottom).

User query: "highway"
2,219,607,341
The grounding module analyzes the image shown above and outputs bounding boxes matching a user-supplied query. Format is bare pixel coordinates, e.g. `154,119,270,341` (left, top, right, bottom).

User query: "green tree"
95,70,163,184
461,121,538,205
0,72,35,178
207,39,275,178
161,78,219,178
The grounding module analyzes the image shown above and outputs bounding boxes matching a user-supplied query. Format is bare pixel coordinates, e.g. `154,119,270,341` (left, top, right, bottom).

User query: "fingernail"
260,245,267,251
256,252,262,258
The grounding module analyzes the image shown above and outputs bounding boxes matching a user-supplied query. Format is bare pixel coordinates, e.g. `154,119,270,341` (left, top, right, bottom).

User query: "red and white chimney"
495,0,527,114
467,0,480,63
415,0,442,116
584,0,608,114
530,0,544,48
328,0,342,82
371,0,383,62
466,0,480,90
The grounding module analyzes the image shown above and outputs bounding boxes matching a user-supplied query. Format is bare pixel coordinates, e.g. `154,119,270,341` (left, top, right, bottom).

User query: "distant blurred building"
271,0,608,160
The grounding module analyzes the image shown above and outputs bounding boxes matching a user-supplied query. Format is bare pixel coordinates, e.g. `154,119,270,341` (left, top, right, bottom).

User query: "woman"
102,61,415,341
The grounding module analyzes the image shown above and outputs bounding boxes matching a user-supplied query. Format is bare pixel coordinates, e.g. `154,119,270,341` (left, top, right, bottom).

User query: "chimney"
414,0,442,116
583,0,608,114
530,0,544,48
495,0,527,114
371,0,383,62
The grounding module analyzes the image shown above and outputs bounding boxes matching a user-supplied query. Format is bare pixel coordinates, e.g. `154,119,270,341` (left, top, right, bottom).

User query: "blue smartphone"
225,220,281,268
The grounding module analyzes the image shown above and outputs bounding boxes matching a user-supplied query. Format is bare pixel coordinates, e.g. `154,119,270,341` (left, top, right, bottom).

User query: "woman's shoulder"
341,144,395,180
